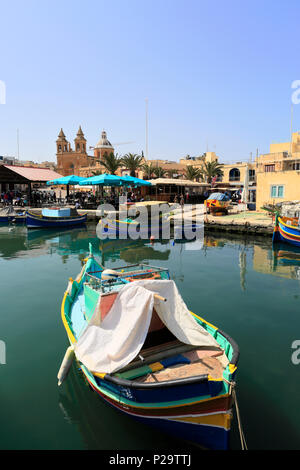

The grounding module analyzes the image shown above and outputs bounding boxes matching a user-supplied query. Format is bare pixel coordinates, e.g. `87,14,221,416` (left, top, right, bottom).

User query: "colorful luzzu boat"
273,213,300,247
59,245,239,450
26,207,87,229
0,207,26,224
98,215,170,239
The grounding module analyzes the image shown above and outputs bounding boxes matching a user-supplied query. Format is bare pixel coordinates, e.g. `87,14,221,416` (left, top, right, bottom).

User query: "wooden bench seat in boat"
137,356,224,382
115,344,224,381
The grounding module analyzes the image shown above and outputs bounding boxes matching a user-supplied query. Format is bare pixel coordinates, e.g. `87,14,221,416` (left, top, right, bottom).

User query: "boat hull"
273,216,300,247
83,367,232,450
26,211,87,229
98,218,170,239
0,215,26,224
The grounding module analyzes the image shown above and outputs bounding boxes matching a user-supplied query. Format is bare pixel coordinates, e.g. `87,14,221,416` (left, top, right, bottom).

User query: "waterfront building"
255,132,300,209
179,152,256,200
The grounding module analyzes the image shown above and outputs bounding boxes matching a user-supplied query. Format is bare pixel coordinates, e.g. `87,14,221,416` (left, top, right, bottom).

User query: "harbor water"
0,223,299,450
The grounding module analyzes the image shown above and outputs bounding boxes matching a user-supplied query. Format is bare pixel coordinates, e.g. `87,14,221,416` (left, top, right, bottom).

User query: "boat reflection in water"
272,243,300,280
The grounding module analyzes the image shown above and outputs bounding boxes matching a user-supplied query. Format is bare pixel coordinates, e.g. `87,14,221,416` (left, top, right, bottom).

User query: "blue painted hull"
273,218,300,247
0,215,26,224
99,218,170,239
26,211,87,229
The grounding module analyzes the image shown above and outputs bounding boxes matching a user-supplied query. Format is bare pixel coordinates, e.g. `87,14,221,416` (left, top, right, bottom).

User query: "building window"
270,185,284,198
229,168,240,181
292,162,300,170
249,169,255,181
265,164,275,172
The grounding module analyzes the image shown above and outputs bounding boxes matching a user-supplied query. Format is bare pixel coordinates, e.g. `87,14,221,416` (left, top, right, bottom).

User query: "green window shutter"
271,186,277,198
278,186,284,198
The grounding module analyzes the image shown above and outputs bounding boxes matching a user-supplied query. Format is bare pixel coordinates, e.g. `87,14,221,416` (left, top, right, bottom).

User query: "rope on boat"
224,378,248,450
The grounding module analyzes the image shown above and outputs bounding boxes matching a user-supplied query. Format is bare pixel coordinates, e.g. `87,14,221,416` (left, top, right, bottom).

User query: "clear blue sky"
1,0,300,163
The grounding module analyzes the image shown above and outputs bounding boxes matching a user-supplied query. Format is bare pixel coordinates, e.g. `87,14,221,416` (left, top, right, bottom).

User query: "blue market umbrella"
46,175,85,185
79,173,123,186
120,175,152,187
46,174,86,199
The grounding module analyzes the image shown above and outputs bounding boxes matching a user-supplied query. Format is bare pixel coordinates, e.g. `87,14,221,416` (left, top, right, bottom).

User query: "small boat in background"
0,206,26,224
273,214,300,247
204,192,231,215
26,207,87,229
58,244,239,450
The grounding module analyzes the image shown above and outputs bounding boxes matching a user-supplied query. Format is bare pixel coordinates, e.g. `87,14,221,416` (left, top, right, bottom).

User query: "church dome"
95,130,113,149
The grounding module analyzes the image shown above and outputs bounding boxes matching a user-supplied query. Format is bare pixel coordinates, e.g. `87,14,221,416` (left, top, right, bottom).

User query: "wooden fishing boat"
0,207,26,224
59,245,239,450
204,193,231,215
26,207,87,229
98,215,170,239
273,214,300,247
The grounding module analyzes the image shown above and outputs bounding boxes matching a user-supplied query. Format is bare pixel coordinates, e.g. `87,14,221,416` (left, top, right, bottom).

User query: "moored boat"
59,245,239,450
273,214,300,247
0,206,26,224
26,207,87,229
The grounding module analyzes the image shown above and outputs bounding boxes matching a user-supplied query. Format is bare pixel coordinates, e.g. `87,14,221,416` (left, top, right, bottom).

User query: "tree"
121,153,144,177
92,169,102,176
153,166,167,178
202,161,224,183
142,162,156,179
185,165,203,181
101,152,122,175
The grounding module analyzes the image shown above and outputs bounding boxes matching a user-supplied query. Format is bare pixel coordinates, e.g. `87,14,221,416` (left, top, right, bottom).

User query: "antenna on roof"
145,98,149,160
17,129,19,160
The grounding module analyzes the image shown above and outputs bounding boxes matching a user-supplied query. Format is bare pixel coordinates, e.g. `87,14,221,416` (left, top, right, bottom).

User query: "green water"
0,224,300,450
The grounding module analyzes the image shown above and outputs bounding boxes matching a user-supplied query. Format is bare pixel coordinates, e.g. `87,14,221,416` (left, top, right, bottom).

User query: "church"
56,127,115,177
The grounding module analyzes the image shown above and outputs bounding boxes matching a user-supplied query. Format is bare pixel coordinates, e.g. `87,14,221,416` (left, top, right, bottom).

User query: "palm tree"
202,161,223,183
121,153,144,177
101,152,122,175
185,165,203,181
153,166,167,178
92,169,102,176
142,162,156,179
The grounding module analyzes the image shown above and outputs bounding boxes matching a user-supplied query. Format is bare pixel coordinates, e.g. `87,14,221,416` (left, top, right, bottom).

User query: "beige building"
179,151,256,199
255,132,300,209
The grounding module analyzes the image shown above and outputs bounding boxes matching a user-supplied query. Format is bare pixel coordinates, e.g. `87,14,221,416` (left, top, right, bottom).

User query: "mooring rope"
224,378,248,450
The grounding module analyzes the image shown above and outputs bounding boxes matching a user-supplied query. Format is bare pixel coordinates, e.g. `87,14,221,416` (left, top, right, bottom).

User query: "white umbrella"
241,164,249,204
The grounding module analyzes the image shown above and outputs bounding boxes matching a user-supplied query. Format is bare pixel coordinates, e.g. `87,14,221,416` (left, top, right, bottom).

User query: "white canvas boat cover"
74,280,222,374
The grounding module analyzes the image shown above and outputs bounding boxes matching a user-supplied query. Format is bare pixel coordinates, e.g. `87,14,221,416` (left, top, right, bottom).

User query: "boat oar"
57,345,75,386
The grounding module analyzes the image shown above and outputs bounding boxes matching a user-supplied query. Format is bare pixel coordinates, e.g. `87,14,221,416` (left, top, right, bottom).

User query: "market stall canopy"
46,175,85,186
0,165,63,184
147,178,208,187
79,173,122,186
121,175,152,186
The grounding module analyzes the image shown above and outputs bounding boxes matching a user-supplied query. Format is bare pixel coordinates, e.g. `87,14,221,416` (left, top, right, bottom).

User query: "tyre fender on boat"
57,345,75,386
101,269,120,280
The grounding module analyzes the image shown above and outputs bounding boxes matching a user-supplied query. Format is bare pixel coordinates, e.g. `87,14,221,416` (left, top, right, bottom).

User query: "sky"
1,0,300,164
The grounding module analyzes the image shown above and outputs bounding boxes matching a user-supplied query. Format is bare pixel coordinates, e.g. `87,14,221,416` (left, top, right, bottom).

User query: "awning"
147,178,208,187
0,165,63,184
